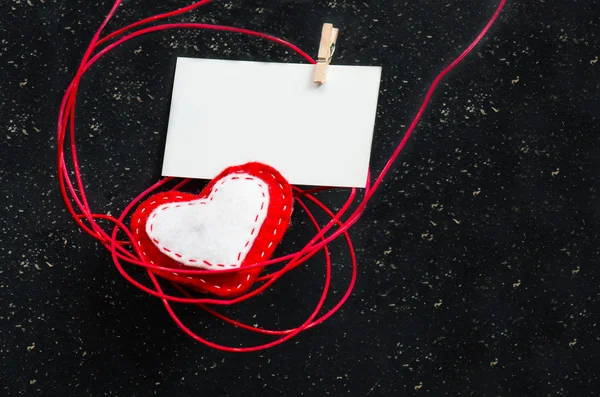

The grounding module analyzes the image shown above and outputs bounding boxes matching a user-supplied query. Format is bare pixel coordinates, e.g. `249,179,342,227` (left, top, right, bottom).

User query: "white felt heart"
146,173,269,269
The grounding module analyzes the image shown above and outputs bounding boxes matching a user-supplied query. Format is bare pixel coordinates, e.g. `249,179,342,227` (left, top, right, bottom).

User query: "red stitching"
146,171,289,272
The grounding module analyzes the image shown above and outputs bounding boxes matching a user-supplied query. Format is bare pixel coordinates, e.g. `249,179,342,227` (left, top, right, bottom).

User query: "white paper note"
163,57,382,187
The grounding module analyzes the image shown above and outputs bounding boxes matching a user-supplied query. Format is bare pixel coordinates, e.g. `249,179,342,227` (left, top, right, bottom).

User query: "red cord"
57,0,507,352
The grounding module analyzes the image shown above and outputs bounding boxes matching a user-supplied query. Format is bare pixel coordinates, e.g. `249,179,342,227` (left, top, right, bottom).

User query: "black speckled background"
1,0,599,396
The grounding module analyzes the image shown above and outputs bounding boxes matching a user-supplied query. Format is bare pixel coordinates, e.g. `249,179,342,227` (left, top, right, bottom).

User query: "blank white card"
163,58,382,187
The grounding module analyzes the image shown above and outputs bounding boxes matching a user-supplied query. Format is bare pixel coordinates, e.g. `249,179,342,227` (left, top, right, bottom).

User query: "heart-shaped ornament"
131,162,293,297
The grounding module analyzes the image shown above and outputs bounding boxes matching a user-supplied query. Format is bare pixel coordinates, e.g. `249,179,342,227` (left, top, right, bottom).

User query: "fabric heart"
131,162,293,297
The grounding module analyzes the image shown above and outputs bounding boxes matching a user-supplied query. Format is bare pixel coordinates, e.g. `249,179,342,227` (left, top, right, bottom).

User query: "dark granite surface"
1,0,599,395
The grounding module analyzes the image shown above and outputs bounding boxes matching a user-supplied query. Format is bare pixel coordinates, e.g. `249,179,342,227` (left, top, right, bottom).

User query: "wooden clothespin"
314,23,339,84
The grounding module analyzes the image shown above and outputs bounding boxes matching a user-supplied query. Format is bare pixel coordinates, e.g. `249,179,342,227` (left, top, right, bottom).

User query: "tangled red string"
57,0,507,352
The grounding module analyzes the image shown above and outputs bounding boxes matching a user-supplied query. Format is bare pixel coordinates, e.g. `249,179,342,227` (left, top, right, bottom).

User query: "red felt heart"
131,162,293,297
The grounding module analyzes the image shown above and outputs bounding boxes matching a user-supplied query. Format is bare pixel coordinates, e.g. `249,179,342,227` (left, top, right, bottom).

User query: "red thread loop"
57,0,507,352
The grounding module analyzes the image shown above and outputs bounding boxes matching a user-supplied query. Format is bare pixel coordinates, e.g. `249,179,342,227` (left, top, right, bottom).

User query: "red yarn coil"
57,0,507,352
